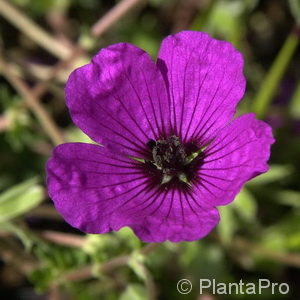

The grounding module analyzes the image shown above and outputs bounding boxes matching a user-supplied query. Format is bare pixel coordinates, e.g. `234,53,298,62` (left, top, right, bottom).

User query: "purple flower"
46,31,274,242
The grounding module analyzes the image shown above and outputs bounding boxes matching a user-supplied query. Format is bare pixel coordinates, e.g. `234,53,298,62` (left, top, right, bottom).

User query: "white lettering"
200,279,211,294
259,279,270,294
279,283,289,294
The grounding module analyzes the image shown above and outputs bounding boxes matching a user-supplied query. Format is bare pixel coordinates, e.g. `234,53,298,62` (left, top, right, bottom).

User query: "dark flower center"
144,135,203,189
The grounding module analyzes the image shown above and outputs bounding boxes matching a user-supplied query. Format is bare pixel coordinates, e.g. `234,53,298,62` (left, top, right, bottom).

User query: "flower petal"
66,43,170,157
46,143,219,242
157,30,246,145
196,113,275,206
129,190,220,243
46,143,149,233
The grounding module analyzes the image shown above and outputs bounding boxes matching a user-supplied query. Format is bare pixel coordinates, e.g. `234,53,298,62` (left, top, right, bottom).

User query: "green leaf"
114,227,141,250
252,31,299,118
247,165,293,186
261,213,300,252
120,284,147,300
217,206,236,245
209,2,242,38
233,188,257,221
261,230,286,252
0,221,34,250
276,190,300,208
180,243,227,281
0,178,44,222
288,0,300,23
128,252,147,281
29,267,58,292
289,81,300,118
30,243,90,291
83,235,105,254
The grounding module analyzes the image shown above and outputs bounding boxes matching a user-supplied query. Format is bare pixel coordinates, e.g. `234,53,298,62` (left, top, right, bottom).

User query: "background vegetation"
0,0,299,299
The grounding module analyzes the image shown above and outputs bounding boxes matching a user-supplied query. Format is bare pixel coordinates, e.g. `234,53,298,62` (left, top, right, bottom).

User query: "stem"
31,47,85,99
252,28,300,118
289,80,300,118
62,243,159,282
39,231,86,248
233,237,300,267
91,0,145,37
139,263,157,300
0,57,65,145
0,0,72,60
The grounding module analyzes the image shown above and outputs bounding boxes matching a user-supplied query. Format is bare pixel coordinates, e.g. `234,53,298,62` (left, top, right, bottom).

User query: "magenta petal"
46,143,149,234
157,31,246,144
196,113,275,206
46,143,220,242
65,43,170,157
129,192,220,243
46,31,275,243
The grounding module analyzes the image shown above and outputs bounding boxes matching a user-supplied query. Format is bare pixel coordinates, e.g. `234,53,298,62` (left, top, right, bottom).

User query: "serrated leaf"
0,178,44,222
29,267,57,292
233,188,257,221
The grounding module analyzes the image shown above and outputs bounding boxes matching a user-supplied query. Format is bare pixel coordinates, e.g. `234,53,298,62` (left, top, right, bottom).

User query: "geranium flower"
46,31,274,242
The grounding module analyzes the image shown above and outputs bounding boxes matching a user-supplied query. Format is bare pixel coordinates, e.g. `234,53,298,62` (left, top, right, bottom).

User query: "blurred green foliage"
0,0,300,299
0,178,44,222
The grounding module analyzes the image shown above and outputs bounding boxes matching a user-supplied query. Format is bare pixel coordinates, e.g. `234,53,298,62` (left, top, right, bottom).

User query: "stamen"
129,136,204,188
146,136,202,187
161,174,173,185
